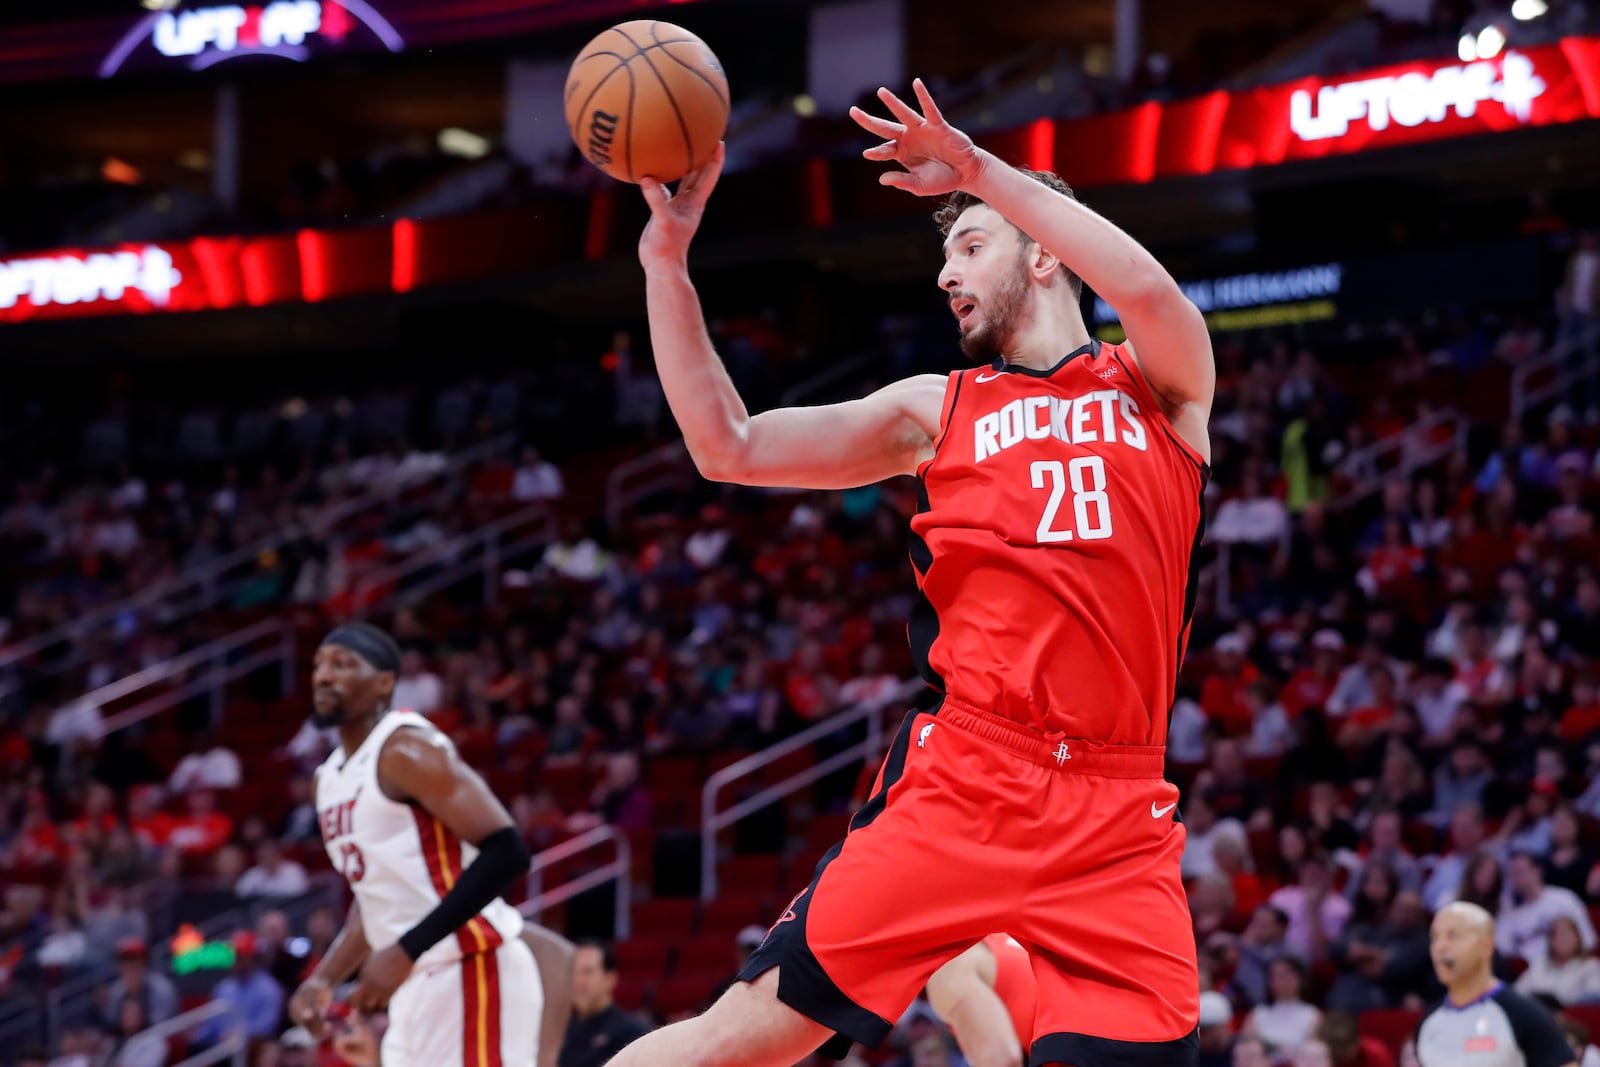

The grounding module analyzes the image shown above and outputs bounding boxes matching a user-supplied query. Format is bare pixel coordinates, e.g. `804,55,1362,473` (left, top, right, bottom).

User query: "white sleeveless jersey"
316,711,523,971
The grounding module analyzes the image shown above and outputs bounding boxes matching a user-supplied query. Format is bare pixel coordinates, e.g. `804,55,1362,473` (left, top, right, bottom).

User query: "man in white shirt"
391,649,443,716
168,736,243,791
1499,850,1596,964
511,447,565,502
235,840,310,899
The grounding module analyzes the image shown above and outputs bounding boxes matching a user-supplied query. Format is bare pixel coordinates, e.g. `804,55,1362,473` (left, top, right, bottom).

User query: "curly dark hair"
932,168,1083,299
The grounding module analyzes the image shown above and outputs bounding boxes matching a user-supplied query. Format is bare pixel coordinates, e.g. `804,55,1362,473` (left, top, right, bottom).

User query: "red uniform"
985,934,1038,1052
741,341,1206,1065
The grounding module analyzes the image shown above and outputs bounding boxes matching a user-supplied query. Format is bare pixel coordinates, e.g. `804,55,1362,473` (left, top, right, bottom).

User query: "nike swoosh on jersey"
1151,801,1178,819
974,372,1003,383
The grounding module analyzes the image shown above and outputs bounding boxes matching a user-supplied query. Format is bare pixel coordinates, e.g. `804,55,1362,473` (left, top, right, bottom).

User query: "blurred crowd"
0,219,1597,1067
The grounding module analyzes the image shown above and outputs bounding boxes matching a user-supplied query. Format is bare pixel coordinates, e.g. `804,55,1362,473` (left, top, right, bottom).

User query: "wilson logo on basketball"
587,109,620,167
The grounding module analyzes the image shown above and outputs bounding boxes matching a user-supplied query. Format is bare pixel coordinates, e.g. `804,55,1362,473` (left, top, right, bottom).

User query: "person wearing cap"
1415,901,1575,1066
287,623,559,1067
1196,990,1234,1067
1281,630,1346,720
102,938,177,1031
925,934,1036,1067
194,931,286,1046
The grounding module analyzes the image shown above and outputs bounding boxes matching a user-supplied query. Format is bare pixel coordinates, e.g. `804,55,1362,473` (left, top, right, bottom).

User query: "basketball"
564,20,730,184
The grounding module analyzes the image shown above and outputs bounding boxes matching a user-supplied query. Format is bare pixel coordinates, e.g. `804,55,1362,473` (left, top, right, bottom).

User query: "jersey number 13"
1029,458,1113,543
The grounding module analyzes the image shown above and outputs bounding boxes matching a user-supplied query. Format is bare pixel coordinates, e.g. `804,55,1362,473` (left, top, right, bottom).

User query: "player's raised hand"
349,944,413,1014
849,79,987,197
289,974,334,1038
638,141,726,268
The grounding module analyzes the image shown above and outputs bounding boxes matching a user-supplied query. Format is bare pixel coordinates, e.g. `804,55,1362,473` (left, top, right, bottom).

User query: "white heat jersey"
316,710,523,971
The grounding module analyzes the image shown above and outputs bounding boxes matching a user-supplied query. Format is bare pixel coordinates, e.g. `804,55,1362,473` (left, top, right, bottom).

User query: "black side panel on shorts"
735,710,929,1056
1032,1029,1199,1067
907,477,945,694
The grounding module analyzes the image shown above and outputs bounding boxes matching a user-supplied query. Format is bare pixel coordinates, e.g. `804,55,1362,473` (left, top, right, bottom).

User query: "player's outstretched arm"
519,923,576,1067
637,143,946,488
852,80,1214,456
925,943,1023,1067
346,729,530,1012
291,900,371,1037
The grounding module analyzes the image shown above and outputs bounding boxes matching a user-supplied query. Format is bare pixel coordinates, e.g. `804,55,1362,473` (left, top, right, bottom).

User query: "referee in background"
1415,901,1576,1067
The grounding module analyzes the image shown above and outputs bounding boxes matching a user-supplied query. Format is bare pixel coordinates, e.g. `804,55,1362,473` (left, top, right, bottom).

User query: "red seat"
720,854,783,896
787,846,830,886
803,813,851,850
700,893,768,935
635,897,699,935
614,973,648,1012
1359,1008,1422,1056
674,935,737,975
613,937,674,983
654,970,725,1018
647,756,702,797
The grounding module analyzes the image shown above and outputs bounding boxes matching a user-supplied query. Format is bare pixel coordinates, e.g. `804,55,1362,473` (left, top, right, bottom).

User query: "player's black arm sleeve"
1498,988,1579,1067
397,826,529,961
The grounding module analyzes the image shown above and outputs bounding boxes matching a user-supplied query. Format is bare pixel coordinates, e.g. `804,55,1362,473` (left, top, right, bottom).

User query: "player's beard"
311,696,346,730
960,250,1030,363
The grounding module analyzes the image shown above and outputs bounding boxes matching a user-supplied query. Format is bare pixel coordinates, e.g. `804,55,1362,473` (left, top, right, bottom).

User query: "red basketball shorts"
738,697,1200,1066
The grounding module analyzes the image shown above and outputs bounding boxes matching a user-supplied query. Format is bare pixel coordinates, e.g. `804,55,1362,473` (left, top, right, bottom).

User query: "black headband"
321,623,401,675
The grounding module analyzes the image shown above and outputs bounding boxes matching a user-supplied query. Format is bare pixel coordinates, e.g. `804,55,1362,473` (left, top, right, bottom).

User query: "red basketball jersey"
908,340,1208,745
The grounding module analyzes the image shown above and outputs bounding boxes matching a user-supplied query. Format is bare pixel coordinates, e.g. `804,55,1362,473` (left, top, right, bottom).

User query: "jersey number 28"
1030,458,1112,542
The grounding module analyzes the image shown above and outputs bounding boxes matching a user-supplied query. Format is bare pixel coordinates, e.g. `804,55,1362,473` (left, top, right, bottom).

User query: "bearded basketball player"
611,77,1213,1067
287,624,572,1067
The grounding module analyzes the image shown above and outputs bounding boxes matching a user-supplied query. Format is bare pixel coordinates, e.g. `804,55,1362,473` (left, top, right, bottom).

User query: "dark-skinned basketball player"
618,78,1212,1067
286,624,573,1067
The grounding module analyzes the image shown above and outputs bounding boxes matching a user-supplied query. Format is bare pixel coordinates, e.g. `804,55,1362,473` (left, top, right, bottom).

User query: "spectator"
1234,1037,1272,1067
1516,915,1600,1005
192,932,285,1047
1293,1039,1333,1067
235,841,310,900
1327,881,1431,1015
1270,854,1352,962
167,732,243,792
1197,990,1235,1067
1499,851,1597,965
1423,804,1493,911
1205,738,1268,824
1242,957,1322,1063
1349,811,1423,898
512,447,565,502
1545,805,1595,896
1319,1011,1396,1067
1203,636,1261,735
558,941,649,1067
101,938,177,1030
392,649,444,717
1230,904,1292,1009
108,996,167,1067
1429,742,1495,829
1183,790,1248,880
166,791,234,857
1282,630,1346,720
1406,658,1468,744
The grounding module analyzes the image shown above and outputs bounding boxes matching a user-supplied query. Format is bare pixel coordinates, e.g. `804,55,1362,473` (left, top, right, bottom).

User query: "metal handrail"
353,504,556,616
699,677,924,901
1509,324,1600,419
1333,405,1467,509
522,825,632,939
36,877,343,1052
604,442,691,532
76,618,292,740
0,433,515,703
130,1001,247,1067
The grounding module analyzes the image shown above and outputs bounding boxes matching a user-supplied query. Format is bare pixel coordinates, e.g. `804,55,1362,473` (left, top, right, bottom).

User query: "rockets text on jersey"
908,340,1208,745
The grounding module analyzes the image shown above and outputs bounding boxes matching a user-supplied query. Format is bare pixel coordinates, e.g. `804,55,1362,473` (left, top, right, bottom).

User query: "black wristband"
398,826,529,961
